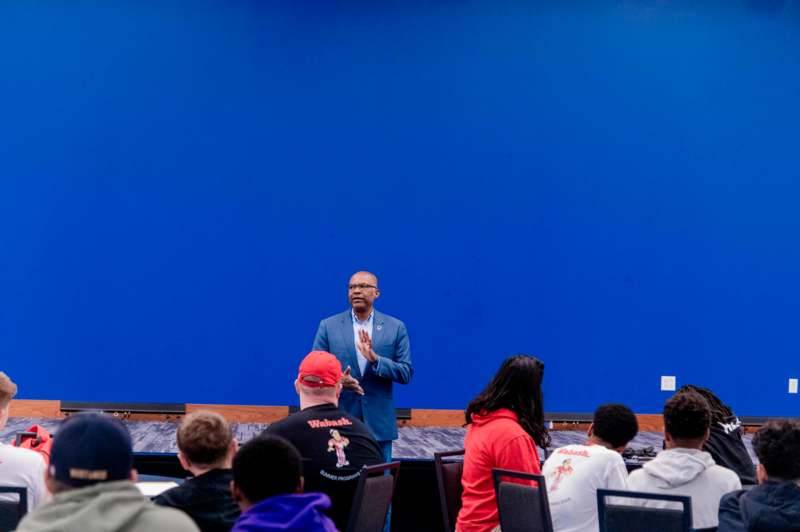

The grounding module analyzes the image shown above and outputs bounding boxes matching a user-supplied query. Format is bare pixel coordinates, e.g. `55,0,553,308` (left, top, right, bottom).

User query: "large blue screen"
2,0,799,415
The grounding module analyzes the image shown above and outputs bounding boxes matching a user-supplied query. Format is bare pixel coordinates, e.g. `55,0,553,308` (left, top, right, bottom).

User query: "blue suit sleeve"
312,320,329,351
373,323,413,384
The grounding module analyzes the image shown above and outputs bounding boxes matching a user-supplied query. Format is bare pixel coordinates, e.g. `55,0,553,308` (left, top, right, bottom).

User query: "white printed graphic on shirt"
327,429,351,468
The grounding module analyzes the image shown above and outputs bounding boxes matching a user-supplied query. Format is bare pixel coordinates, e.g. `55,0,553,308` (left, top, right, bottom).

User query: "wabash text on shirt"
307,417,353,429
555,448,590,458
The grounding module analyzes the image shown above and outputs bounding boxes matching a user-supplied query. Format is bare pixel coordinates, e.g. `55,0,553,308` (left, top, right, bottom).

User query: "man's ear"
0,404,9,431
231,481,249,510
297,475,304,494
130,468,139,483
294,379,301,396
177,451,191,472
228,438,239,460
663,431,674,449
44,465,55,495
587,423,594,438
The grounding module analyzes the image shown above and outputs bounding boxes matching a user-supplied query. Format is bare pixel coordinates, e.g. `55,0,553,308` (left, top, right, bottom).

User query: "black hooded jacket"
704,415,757,485
154,468,240,532
718,481,800,532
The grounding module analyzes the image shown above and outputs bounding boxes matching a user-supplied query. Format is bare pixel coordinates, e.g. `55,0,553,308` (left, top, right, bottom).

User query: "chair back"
434,450,465,532
492,468,553,532
346,462,400,532
0,486,27,532
597,489,692,532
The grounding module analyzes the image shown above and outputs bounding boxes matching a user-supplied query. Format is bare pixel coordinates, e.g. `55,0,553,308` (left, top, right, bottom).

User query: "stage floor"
1,417,757,462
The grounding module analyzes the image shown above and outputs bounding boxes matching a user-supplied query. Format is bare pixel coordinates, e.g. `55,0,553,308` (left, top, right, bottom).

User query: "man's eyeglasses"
349,283,377,290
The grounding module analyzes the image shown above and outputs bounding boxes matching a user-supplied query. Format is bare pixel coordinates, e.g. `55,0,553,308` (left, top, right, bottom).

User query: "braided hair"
678,384,733,423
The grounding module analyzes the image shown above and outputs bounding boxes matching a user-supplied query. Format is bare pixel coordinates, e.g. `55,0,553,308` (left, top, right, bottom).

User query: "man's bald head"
350,271,378,287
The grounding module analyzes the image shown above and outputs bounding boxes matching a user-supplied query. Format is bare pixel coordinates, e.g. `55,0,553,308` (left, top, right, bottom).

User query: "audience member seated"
678,384,756,485
0,371,49,511
155,410,241,532
262,350,383,530
230,435,337,532
456,354,550,532
543,403,639,532
718,419,800,531
626,391,741,529
16,412,199,532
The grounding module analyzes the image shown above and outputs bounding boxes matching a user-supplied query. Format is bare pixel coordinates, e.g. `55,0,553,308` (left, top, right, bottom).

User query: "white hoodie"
626,447,741,529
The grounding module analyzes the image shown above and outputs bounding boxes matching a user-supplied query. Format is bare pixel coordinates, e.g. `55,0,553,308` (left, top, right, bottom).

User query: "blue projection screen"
1,0,799,415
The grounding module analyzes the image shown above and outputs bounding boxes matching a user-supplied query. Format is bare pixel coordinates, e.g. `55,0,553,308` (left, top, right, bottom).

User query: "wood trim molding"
5,400,664,432
406,409,663,431
547,414,663,433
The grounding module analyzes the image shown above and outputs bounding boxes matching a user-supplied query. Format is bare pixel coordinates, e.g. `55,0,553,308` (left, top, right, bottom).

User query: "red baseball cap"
298,351,343,387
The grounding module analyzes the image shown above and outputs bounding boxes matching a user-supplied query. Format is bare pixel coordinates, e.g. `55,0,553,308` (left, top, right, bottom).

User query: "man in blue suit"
312,271,413,463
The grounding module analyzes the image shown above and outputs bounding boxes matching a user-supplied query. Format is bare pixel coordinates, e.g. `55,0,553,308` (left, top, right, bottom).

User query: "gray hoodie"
16,480,199,532
626,448,741,529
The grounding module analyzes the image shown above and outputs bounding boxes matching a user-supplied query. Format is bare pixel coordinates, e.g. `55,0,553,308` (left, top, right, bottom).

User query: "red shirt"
456,408,541,532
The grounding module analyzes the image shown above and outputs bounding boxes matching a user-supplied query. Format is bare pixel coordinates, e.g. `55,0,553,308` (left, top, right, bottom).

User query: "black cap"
50,413,133,487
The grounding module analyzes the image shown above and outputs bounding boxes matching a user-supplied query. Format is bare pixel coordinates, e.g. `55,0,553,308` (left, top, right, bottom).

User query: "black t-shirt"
153,468,240,532
264,403,384,530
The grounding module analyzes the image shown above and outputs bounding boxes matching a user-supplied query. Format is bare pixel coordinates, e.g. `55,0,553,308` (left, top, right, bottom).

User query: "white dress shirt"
351,309,374,375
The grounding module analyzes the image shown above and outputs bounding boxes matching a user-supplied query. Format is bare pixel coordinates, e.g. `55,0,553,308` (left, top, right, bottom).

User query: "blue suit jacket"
312,309,413,442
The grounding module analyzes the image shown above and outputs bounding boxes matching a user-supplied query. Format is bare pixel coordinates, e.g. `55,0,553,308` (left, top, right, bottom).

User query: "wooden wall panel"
636,414,664,432
552,422,590,431
186,404,289,423
406,409,463,427
9,399,61,418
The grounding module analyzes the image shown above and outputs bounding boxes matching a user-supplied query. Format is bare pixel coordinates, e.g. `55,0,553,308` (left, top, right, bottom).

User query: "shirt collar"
351,308,374,324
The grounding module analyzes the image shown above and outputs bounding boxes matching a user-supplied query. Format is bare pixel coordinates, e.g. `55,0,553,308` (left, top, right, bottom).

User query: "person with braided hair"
678,384,756,485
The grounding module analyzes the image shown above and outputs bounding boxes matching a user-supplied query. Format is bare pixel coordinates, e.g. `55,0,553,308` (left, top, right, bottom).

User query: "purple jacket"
232,492,339,532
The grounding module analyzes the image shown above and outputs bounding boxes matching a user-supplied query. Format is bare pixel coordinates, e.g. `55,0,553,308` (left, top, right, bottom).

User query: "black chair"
597,489,692,532
492,468,553,532
434,449,465,532
0,486,27,532
346,462,400,532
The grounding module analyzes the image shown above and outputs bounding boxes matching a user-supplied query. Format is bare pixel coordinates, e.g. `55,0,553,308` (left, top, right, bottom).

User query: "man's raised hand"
357,329,377,362
341,366,365,395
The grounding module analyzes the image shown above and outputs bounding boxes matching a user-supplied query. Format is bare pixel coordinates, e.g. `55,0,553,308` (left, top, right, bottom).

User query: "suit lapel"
339,310,361,379
372,310,386,355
